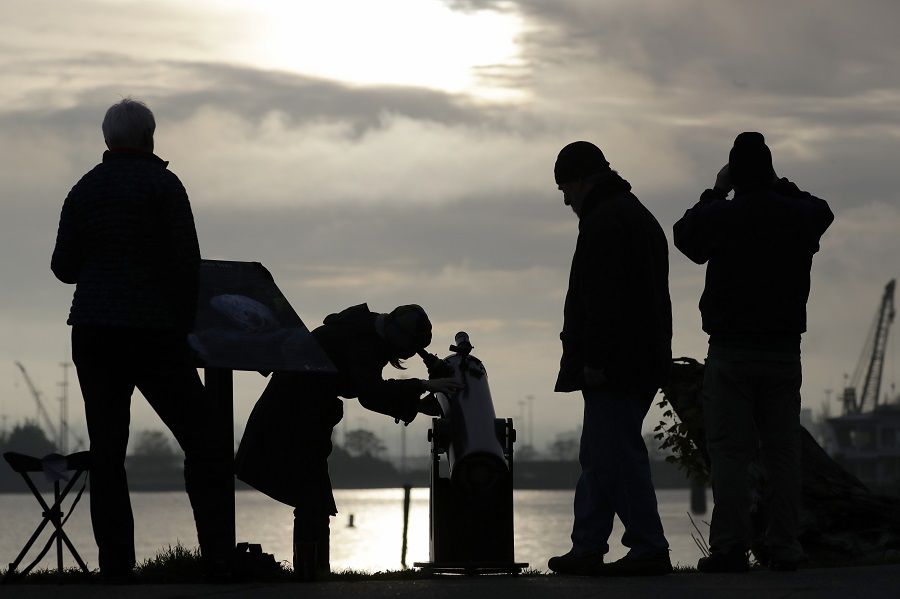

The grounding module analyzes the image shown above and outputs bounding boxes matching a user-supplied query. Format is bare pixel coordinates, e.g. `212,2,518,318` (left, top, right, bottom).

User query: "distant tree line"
1,420,687,492
1,421,58,458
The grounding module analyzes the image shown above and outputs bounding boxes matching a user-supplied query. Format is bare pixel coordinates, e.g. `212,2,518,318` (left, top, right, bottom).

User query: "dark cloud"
451,1,900,97
0,54,536,138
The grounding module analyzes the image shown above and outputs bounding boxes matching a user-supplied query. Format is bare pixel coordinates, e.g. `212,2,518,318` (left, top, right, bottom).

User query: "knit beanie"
383,304,432,353
554,141,610,185
729,132,776,188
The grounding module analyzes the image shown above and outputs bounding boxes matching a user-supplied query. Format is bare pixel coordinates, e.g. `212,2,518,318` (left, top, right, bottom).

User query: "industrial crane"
842,279,896,414
14,361,85,452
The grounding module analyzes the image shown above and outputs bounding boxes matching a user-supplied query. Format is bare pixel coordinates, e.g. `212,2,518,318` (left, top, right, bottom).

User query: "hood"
322,303,375,327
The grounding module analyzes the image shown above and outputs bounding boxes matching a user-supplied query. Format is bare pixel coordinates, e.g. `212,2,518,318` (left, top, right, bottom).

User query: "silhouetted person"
548,142,673,577
235,303,459,580
51,99,232,580
673,132,833,572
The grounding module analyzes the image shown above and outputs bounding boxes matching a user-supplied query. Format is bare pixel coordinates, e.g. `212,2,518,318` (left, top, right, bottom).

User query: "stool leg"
55,481,63,574
3,472,54,580
4,466,92,581
53,470,91,574
4,519,50,580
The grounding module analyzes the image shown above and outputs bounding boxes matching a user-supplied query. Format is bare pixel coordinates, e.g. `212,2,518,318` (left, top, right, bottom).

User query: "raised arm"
773,178,834,251
672,188,730,265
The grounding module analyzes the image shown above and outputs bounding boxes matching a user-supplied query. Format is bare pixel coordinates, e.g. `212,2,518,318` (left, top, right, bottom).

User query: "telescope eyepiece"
449,331,473,356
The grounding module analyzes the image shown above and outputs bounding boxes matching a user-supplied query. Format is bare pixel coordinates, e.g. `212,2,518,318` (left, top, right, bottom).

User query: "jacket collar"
579,170,632,221
103,149,169,168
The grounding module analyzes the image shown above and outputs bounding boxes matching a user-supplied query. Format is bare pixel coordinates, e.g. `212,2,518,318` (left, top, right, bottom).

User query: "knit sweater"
51,150,200,333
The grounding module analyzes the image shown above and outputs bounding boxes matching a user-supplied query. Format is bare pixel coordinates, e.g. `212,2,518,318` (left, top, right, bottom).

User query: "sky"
1,0,899,458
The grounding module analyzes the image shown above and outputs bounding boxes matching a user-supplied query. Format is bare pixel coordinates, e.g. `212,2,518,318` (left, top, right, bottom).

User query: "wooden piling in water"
401,484,412,568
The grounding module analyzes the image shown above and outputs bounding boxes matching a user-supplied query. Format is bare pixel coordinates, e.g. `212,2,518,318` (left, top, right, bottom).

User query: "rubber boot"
317,520,331,574
293,540,318,582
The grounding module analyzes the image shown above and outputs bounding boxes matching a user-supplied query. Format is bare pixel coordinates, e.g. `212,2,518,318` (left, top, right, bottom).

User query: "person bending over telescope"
235,303,460,580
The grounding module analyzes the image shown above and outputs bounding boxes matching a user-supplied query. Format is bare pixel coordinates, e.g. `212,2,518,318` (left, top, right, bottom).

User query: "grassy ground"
2,544,547,584
5,544,900,584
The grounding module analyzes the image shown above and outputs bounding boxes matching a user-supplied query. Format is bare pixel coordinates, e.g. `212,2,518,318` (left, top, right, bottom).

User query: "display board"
189,260,336,373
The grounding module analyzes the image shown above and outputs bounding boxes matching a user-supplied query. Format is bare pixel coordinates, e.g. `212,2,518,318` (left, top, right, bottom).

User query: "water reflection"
0,488,710,572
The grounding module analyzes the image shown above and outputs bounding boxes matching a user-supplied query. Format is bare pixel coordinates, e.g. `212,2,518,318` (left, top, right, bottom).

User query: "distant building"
800,408,826,446
826,403,900,491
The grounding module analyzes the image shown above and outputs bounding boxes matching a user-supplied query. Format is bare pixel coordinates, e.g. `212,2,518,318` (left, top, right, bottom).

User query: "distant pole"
58,362,71,454
401,484,412,568
401,424,407,475
342,402,349,447
518,401,526,431
527,395,535,447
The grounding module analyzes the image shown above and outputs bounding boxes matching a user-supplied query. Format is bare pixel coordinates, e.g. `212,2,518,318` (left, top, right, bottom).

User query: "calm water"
0,488,710,572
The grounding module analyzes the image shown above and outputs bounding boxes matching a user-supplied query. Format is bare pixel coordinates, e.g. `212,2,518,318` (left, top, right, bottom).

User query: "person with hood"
235,303,460,579
673,132,833,572
547,141,673,577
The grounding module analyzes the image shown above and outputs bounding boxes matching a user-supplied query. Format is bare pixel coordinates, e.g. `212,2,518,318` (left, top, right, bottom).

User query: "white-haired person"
51,99,232,580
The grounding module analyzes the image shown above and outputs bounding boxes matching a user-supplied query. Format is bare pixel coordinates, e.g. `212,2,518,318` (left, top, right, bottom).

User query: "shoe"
203,558,233,584
594,551,673,577
768,558,799,572
697,549,750,573
99,569,136,584
547,549,604,575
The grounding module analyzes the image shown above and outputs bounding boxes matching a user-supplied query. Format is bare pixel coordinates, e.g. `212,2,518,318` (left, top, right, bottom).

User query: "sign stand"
191,260,337,555
204,367,236,549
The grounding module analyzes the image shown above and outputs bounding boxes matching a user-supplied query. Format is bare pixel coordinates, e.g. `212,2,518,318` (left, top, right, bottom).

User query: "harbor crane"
842,279,896,414
14,361,85,452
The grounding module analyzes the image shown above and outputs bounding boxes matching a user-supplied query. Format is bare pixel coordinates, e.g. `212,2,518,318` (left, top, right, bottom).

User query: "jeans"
702,345,803,561
571,386,669,557
72,325,233,573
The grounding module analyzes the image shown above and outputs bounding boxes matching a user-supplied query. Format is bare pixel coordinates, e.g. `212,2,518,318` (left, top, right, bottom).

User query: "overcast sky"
1,0,899,456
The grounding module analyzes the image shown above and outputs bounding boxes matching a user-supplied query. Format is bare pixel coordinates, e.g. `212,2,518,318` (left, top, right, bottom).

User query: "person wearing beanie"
548,141,673,577
673,132,833,573
235,303,459,580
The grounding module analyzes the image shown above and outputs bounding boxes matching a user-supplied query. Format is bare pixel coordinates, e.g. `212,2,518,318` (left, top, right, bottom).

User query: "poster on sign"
189,260,336,374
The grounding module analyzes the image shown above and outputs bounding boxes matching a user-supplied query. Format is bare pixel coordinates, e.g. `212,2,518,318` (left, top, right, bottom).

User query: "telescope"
414,333,528,574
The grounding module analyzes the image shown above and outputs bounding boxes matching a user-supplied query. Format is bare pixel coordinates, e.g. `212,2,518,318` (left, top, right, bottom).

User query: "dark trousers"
72,325,233,573
571,386,669,557
702,345,803,561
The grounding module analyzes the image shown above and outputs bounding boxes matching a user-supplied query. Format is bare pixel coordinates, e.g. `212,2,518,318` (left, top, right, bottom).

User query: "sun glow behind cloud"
211,0,527,100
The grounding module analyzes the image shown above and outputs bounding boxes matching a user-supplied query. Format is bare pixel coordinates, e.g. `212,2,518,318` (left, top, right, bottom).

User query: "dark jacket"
672,179,833,349
51,150,200,333
313,304,425,422
556,172,673,393
235,304,425,508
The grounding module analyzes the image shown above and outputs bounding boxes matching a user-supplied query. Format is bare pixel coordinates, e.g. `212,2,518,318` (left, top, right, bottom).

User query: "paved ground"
3,565,899,599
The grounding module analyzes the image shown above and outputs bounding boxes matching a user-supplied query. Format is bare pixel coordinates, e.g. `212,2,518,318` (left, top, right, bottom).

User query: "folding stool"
2,451,91,581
